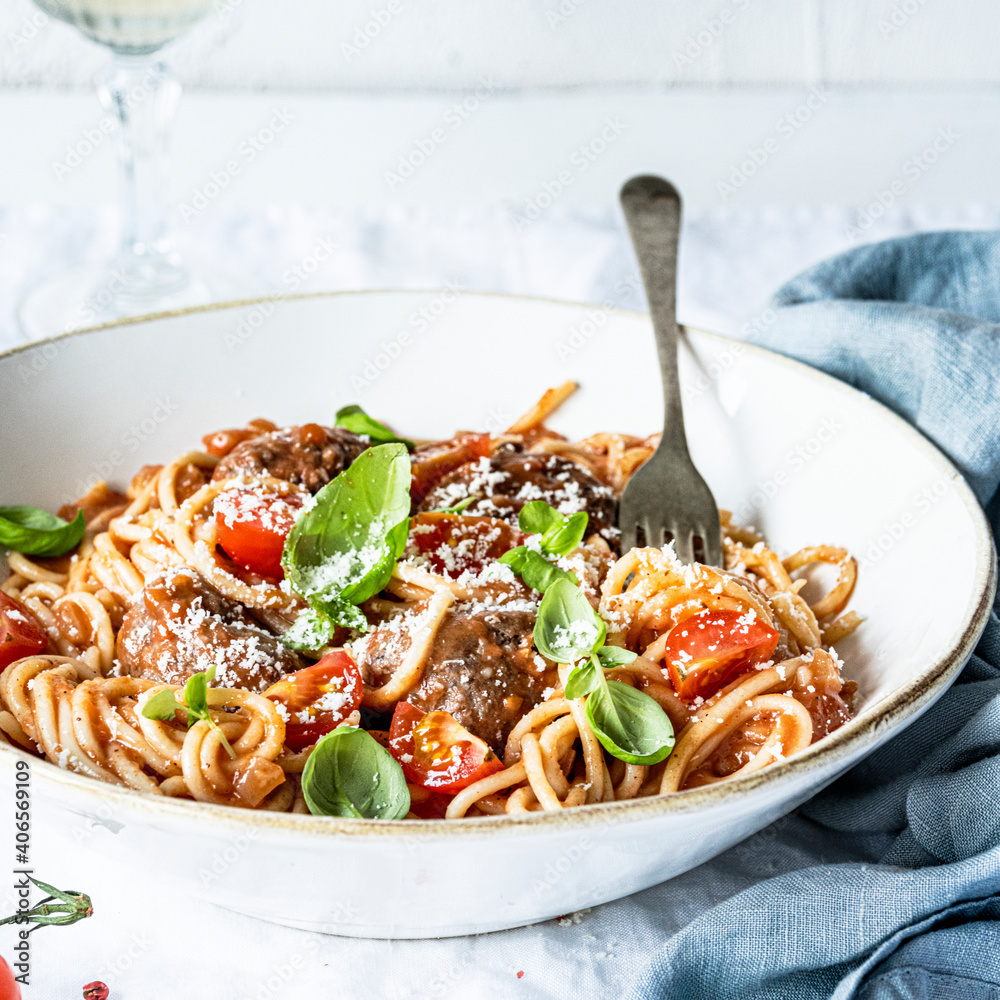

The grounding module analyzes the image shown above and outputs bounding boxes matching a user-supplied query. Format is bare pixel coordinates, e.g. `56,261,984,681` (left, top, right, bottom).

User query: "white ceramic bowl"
0,291,993,938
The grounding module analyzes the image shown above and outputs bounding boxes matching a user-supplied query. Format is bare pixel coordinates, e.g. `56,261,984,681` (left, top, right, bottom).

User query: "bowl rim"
0,288,995,840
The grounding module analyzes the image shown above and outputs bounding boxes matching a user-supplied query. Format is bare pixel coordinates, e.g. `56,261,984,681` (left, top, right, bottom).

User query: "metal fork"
618,174,723,566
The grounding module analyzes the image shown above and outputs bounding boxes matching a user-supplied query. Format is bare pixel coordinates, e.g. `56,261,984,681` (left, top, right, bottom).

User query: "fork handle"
619,175,689,458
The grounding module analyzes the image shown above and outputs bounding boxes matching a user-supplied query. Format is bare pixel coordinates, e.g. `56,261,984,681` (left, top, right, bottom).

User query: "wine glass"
19,0,232,337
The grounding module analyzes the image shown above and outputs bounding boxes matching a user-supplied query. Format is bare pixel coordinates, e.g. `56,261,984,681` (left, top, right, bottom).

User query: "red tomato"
214,488,305,579
409,512,520,579
662,608,779,701
389,702,504,794
201,418,277,458
0,956,21,1000
264,650,362,752
0,594,48,673
410,433,491,505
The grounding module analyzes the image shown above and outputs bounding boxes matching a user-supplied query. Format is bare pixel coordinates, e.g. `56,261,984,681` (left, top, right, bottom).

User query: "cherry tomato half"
388,702,504,795
0,594,48,674
410,433,490,505
409,512,520,579
214,488,305,580
0,956,21,1000
264,650,362,752
662,608,779,702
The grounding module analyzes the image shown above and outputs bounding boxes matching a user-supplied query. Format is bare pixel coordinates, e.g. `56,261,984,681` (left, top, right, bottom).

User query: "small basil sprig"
141,665,236,759
534,578,674,766
335,404,414,451
0,876,93,930
0,506,85,557
499,500,588,593
282,443,411,647
302,726,410,820
428,496,475,515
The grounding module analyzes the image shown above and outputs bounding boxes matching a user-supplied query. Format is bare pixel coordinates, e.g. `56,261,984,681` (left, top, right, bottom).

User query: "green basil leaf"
518,549,577,592
282,444,411,632
282,607,339,651
183,665,214,720
517,500,564,537
141,688,181,722
497,546,526,572
516,501,588,558
302,726,410,820
541,510,588,557
596,645,638,667
334,405,414,451
533,577,606,664
500,545,577,593
0,506,85,557
585,680,675,765
180,665,236,758
564,655,601,699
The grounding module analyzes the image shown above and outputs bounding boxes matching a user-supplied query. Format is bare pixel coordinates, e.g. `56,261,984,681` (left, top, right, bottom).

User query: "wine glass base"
18,261,247,340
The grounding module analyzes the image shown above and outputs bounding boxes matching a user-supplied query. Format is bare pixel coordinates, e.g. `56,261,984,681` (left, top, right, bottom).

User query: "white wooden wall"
1,0,995,89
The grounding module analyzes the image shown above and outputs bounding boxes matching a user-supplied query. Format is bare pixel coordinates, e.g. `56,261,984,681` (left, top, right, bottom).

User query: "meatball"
419,446,618,542
212,424,368,493
116,567,303,691
355,606,556,753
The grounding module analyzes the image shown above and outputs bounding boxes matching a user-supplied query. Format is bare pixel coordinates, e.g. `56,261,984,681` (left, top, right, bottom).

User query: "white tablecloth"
2,203,999,999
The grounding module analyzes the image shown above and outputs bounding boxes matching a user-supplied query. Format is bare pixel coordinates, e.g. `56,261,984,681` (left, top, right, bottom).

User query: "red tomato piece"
264,650,363,752
201,418,277,458
409,512,520,579
214,488,305,580
0,956,21,1000
388,702,504,794
0,594,48,673
662,608,779,702
410,433,490,505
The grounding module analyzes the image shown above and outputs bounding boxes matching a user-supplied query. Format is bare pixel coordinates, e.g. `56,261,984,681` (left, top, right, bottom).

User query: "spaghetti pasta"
0,387,860,820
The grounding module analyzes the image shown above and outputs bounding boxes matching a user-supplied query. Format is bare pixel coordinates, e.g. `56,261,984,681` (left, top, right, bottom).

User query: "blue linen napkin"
628,231,1000,1000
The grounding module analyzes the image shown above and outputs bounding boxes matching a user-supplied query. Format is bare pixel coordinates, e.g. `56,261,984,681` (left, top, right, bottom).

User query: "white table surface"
2,84,1000,998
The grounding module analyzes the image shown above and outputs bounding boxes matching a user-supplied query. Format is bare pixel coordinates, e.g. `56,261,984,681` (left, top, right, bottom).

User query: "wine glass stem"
98,56,182,265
